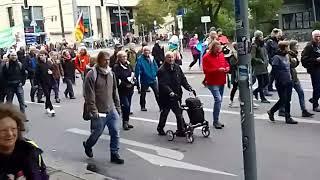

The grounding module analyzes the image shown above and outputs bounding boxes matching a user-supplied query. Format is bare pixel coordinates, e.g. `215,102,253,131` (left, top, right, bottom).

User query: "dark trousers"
120,91,133,123
140,81,160,108
310,70,320,108
253,74,269,100
270,83,293,118
43,85,53,110
64,78,74,97
230,81,238,101
0,89,6,103
30,78,43,101
52,79,60,99
268,71,275,90
158,100,186,132
189,54,200,68
6,85,25,113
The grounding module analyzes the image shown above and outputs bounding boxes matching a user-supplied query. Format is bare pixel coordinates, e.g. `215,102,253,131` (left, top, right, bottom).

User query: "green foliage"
135,0,168,31
313,21,320,30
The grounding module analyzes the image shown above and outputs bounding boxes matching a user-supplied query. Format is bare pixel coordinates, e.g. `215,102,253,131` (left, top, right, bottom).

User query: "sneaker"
278,111,285,117
128,124,134,129
302,110,314,117
111,153,124,164
261,99,270,103
64,92,68,98
141,107,147,111
285,117,298,124
123,122,130,131
157,127,166,136
46,108,50,114
313,107,320,112
229,101,239,108
70,96,76,99
49,109,55,117
267,111,275,122
55,98,61,103
213,122,223,129
83,141,93,158
38,100,45,103
253,91,259,100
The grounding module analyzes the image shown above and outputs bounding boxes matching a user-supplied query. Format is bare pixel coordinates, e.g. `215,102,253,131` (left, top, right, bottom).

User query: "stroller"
166,93,211,143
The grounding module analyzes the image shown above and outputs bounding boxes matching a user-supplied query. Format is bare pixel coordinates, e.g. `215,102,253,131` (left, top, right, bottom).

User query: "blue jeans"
207,85,224,123
6,85,25,113
85,109,120,153
120,92,133,122
293,82,306,111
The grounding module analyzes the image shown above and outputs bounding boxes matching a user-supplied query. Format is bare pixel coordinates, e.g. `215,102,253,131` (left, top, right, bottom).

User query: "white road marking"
66,128,184,160
25,101,61,108
203,108,240,115
128,149,237,177
185,75,195,79
255,113,320,124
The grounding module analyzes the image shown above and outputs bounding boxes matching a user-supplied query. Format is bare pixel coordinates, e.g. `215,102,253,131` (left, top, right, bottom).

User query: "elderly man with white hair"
135,46,160,111
301,30,320,112
157,51,194,136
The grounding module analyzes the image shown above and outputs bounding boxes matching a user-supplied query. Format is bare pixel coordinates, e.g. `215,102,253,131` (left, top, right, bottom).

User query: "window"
282,11,313,30
21,6,45,33
7,7,15,27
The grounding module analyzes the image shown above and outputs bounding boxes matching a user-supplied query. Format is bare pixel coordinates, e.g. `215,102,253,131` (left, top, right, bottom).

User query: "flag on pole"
74,11,85,42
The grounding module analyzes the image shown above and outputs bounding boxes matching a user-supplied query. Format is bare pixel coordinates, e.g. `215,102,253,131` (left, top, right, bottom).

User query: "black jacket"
152,43,164,64
35,61,55,88
113,62,135,96
157,63,192,106
0,139,48,180
3,60,27,87
62,58,76,81
265,37,279,63
301,41,320,73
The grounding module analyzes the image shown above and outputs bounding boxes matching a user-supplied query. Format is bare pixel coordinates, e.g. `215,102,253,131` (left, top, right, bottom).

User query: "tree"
135,0,169,31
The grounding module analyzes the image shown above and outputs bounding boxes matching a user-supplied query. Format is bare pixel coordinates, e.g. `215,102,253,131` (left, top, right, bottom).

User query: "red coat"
202,51,230,86
74,54,90,73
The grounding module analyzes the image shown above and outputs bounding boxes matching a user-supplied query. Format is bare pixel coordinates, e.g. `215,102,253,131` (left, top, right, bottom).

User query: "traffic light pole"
234,0,258,180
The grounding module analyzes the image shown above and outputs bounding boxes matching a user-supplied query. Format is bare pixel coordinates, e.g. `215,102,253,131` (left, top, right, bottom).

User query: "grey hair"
165,51,174,58
312,30,320,38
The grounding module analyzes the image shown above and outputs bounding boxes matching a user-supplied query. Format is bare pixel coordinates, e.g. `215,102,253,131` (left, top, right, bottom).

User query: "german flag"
74,11,85,42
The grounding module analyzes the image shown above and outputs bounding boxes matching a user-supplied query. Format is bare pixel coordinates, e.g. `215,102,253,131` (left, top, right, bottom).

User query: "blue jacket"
135,55,158,85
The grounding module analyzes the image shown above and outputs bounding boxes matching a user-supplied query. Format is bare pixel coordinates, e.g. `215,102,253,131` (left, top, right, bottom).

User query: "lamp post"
312,0,317,22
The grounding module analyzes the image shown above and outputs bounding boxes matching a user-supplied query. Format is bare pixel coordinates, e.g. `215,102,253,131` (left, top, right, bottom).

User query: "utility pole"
234,0,257,180
58,0,65,38
117,0,124,45
312,0,317,22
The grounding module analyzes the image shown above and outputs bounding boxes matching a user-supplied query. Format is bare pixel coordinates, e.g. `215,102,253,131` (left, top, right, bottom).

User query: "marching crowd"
1,27,320,179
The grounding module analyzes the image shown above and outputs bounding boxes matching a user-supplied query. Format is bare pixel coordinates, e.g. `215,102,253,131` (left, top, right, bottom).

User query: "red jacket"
202,51,230,86
74,54,90,73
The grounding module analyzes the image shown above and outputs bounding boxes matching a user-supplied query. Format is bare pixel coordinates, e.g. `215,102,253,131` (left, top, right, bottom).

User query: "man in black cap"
110,43,123,68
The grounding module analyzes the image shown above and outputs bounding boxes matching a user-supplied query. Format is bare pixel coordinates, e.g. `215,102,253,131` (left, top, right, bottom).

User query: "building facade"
0,0,140,45
279,0,320,41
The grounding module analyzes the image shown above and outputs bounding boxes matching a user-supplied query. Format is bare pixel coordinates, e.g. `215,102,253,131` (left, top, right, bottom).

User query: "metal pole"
58,0,65,38
234,0,257,180
117,0,124,45
312,0,317,22
204,22,207,34
142,24,145,42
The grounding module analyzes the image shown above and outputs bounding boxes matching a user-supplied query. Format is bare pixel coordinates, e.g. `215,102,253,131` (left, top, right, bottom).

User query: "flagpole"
58,0,65,38
117,0,124,45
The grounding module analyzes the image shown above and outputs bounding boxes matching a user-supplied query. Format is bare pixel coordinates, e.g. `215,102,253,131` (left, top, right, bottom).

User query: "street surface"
11,49,320,180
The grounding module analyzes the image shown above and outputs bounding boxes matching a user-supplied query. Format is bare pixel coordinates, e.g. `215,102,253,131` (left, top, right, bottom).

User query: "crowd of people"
1,27,320,178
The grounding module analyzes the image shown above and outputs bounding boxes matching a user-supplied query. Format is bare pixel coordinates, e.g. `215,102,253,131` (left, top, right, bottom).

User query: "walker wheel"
186,133,194,143
166,130,175,141
202,126,210,137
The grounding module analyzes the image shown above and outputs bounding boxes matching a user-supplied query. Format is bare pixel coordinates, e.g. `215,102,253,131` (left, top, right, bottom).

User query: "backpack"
5,61,23,70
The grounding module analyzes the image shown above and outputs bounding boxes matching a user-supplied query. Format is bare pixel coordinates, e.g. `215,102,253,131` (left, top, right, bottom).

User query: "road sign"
177,15,183,29
201,16,211,23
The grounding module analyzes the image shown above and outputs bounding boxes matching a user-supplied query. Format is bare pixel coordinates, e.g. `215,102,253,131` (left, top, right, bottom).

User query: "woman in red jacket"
74,46,90,80
202,40,230,129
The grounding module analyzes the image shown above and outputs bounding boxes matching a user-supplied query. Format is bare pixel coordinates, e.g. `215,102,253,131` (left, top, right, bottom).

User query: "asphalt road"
10,70,319,180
